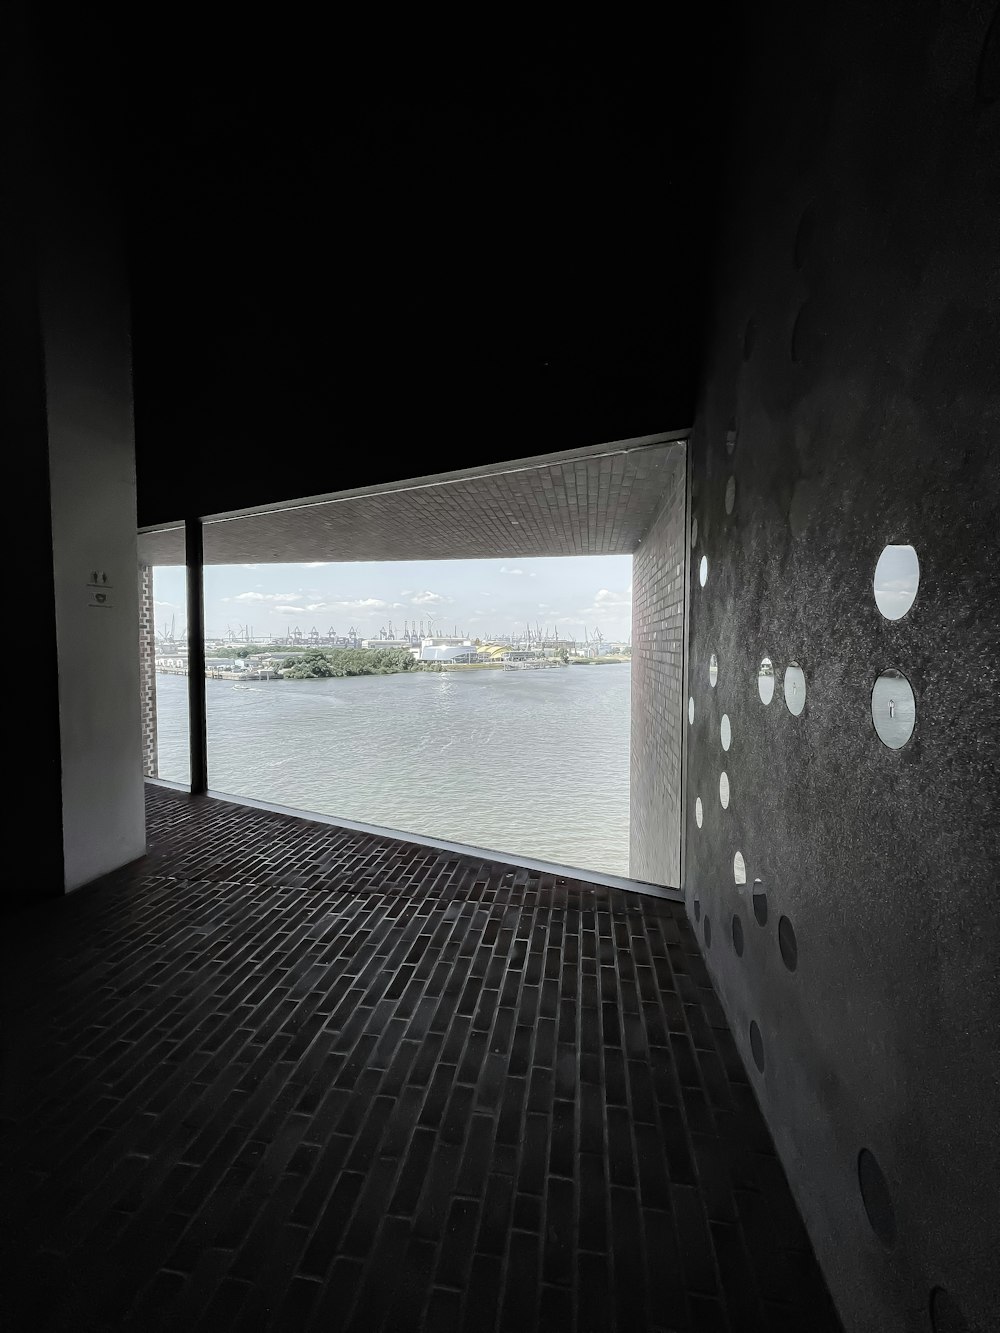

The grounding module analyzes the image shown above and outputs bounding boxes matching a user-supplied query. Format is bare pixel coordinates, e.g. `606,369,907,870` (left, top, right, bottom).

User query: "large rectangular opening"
138,436,687,887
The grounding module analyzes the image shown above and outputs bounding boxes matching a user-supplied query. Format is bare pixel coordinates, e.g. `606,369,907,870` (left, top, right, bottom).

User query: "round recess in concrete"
873,544,919,620
743,318,755,360
734,851,746,886
929,1286,970,1333
699,555,708,587
784,662,806,716
732,914,744,956
691,514,698,548
719,771,730,809
710,653,718,687
749,1020,764,1071
752,879,768,925
725,475,736,515
758,657,775,705
872,670,916,749
695,797,703,828
721,714,732,751
778,915,798,971
858,1149,896,1246
688,696,695,725
693,897,701,922
704,915,712,947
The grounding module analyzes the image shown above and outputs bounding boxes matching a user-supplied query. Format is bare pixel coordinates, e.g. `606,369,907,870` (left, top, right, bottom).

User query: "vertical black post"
185,517,208,795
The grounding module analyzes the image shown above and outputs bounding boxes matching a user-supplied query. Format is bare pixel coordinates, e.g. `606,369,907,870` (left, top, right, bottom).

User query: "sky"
151,555,633,644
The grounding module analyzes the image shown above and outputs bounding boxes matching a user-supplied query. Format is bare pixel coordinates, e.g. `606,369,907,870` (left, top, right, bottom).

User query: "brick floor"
0,786,841,1332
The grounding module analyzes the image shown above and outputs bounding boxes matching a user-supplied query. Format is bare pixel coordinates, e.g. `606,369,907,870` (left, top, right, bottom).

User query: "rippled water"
154,664,631,876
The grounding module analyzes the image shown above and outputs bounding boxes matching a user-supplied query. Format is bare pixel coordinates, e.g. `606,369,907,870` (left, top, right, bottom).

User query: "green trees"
280,647,417,679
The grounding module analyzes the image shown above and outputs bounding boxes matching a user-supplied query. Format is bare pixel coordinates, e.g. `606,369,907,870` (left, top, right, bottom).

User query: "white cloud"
299,562,329,568
499,566,524,575
297,597,405,614
578,586,633,615
227,591,303,603
241,564,259,570
409,590,448,605
274,605,305,616
154,599,181,610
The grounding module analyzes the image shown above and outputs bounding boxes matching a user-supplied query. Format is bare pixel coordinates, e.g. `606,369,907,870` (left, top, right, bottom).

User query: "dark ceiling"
33,9,740,523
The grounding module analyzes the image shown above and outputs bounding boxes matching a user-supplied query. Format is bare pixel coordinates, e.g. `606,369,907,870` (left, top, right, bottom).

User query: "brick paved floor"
0,786,841,1332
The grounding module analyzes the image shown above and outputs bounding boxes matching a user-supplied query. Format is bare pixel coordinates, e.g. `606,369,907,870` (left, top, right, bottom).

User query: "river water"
154,664,631,876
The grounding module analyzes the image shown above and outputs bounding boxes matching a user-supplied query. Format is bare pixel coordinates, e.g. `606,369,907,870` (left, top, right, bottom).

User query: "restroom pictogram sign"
87,570,114,609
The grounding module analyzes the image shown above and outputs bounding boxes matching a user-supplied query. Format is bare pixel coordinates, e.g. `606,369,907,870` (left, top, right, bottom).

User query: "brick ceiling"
138,440,684,567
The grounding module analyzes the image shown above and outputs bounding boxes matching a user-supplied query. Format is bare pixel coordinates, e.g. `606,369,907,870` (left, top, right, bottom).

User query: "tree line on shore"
280,647,419,678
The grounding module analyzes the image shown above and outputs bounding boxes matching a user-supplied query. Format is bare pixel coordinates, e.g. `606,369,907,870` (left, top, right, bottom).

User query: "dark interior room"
3,3,998,1330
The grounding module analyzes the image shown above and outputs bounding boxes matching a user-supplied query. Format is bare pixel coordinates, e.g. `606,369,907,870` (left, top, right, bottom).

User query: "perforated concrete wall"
684,6,1000,1332
629,456,686,887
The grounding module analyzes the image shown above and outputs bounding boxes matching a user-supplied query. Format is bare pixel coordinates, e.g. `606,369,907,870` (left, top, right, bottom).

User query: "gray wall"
685,5,999,1332
22,8,148,894
41,202,146,891
630,455,686,886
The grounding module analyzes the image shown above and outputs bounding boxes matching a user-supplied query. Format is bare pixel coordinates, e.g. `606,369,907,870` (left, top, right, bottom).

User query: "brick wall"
629,455,686,886
138,563,157,778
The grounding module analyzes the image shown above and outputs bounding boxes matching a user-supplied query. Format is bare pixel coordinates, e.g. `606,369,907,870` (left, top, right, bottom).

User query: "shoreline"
157,657,631,682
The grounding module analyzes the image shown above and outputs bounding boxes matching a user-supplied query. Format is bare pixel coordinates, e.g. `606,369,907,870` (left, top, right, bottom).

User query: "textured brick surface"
0,786,839,1332
138,562,158,779
137,442,685,567
630,461,687,886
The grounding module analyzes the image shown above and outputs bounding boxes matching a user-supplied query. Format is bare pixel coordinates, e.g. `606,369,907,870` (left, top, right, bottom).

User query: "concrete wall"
28,9,147,893
41,207,146,891
629,455,686,886
685,6,999,1332
3,6,65,903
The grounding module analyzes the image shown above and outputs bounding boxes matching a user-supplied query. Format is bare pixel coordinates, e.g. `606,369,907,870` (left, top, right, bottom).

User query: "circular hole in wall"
709,654,718,687
691,515,698,548
873,544,919,620
752,879,768,925
725,476,736,515
734,851,747,886
929,1286,971,1333
704,915,712,947
857,1149,896,1247
693,897,701,922
758,657,775,705
731,914,744,956
743,318,755,361
695,797,703,828
699,555,708,587
784,662,806,716
720,714,732,751
778,915,798,971
726,419,738,455
719,772,730,809
688,696,695,725
749,1020,765,1071
872,670,916,749
794,201,817,269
